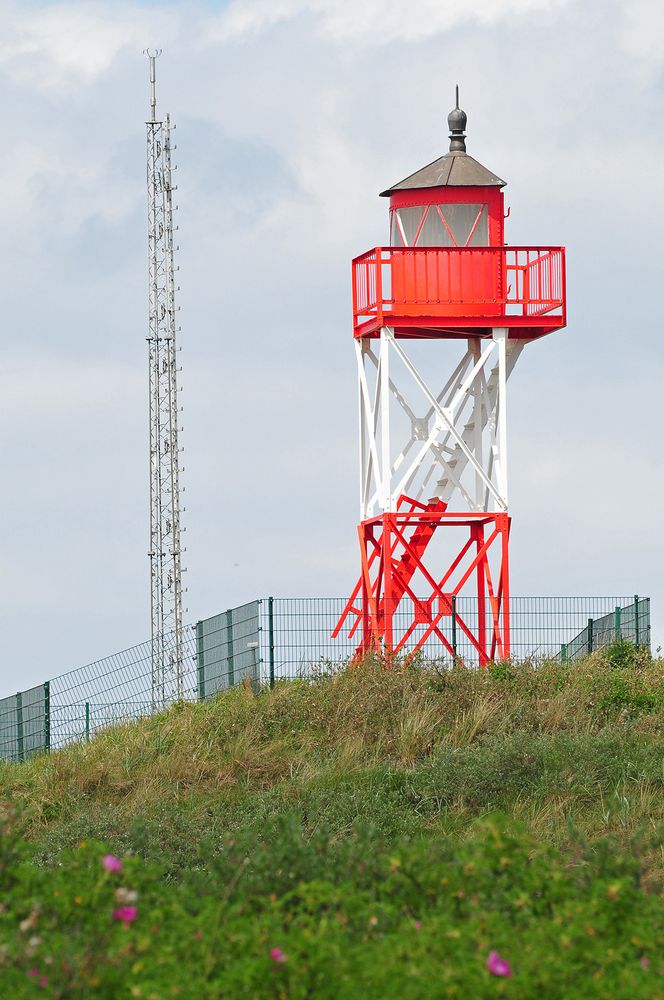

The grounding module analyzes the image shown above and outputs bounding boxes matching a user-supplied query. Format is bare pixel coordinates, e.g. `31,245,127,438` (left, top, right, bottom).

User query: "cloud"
210,0,574,45
0,1,180,92
0,354,141,421
619,0,664,81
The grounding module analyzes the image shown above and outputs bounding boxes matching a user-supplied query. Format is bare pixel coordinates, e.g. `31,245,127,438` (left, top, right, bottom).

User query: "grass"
0,647,663,995
3,649,664,871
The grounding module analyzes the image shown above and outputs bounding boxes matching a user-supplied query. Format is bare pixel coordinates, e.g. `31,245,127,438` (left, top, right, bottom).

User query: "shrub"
598,673,660,715
601,638,649,671
0,802,663,998
487,659,518,682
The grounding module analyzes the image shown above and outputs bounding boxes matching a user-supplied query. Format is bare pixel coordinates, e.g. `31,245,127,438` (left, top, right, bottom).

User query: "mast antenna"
144,50,185,704
144,48,162,122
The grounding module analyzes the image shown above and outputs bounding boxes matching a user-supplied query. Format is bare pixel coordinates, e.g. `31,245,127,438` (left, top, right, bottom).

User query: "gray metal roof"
380,92,506,196
380,151,506,196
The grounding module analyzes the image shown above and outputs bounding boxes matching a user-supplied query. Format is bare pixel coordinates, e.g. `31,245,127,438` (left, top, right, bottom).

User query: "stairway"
384,497,448,611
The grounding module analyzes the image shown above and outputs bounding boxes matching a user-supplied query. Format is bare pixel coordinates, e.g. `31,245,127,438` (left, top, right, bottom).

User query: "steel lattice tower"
144,51,184,703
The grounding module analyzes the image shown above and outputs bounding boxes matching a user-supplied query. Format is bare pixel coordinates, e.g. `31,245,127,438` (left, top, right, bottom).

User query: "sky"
0,0,662,695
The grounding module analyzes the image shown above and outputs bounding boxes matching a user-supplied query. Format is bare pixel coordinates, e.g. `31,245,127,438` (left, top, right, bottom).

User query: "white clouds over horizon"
0,0,662,690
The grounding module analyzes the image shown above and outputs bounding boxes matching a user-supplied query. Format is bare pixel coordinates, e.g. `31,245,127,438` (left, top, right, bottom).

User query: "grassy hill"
1,649,663,997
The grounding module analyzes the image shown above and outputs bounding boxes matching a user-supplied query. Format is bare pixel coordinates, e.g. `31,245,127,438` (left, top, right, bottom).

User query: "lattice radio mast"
144,50,185,704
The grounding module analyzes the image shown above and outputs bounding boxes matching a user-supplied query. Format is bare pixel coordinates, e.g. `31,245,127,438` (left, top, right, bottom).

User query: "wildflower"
112,906,138,926
19,910,39,933
269,948,287,964
27,969,40,978
414,920,422,931
115,887,139,904
26,935,42,957
38,977,48,989
641,956,650,970
487,951,512,978
103,855,123,873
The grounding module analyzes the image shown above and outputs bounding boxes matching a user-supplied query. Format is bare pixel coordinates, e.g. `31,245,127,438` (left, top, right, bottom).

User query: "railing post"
560,643,567,662
226,609,235,687
195,620,205,701
16,692,24,762
268,597,275,690
587,617,594,655
451,595,457,662
85,702,90,742
376,248,383,328
634,594,640,649
614,606,621,642
351,257,358,331
43,681,50,754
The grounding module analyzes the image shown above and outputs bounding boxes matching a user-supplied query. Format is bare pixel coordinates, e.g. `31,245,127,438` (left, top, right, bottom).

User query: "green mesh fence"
560,597,650,661
195,601,261,699
0,684,49,762
0,595,651,763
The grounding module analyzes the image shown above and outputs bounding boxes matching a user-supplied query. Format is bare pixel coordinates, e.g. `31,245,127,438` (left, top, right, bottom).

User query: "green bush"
601,638,649,671
598,673,660,715
0,801,662,998
487,660,518,682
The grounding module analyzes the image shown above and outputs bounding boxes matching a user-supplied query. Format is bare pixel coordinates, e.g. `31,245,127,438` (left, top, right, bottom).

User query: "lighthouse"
333,91,566,666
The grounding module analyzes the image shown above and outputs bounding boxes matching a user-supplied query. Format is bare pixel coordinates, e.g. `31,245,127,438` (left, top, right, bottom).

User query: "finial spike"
447,88,467,153
143,48,162,122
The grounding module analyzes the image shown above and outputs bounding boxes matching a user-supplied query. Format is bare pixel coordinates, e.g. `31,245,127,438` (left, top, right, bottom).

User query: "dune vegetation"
1,645,663,997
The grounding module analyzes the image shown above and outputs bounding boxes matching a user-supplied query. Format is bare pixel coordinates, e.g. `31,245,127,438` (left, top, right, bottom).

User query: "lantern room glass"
390,203,489,248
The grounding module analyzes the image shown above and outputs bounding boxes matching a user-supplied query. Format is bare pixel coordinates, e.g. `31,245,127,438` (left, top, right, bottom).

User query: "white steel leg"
493,328,508,507
354,329,523,521
380,328,392,511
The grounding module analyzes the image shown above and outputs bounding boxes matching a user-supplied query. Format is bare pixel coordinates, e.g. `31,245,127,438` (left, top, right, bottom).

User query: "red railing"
352,246,566,335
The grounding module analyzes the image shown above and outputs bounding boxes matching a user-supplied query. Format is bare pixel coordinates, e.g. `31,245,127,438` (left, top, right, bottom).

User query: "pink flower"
487,950,512,978
112,905,137,926
38,977,48,989
269,947,287,964
27,969,39,978
641,956,650,970
414,920,422,930
102,855,123,873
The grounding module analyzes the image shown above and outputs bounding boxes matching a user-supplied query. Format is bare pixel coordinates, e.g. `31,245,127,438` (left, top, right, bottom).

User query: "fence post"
634,595,640,648
268,597,275,689
587,618,594,655
195,621,205,701
16,692,24,763
43,681,50,753
613,606,621,641
451,596,457,662
226,609,235,687
85,703,90,742
561,643,567,662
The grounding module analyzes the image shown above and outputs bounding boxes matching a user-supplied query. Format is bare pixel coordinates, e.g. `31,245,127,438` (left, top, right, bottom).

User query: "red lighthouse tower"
334,92,566,666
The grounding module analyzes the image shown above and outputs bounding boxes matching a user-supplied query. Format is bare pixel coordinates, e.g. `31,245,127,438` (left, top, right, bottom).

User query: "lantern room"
384,97,505,250
352,93,566,341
